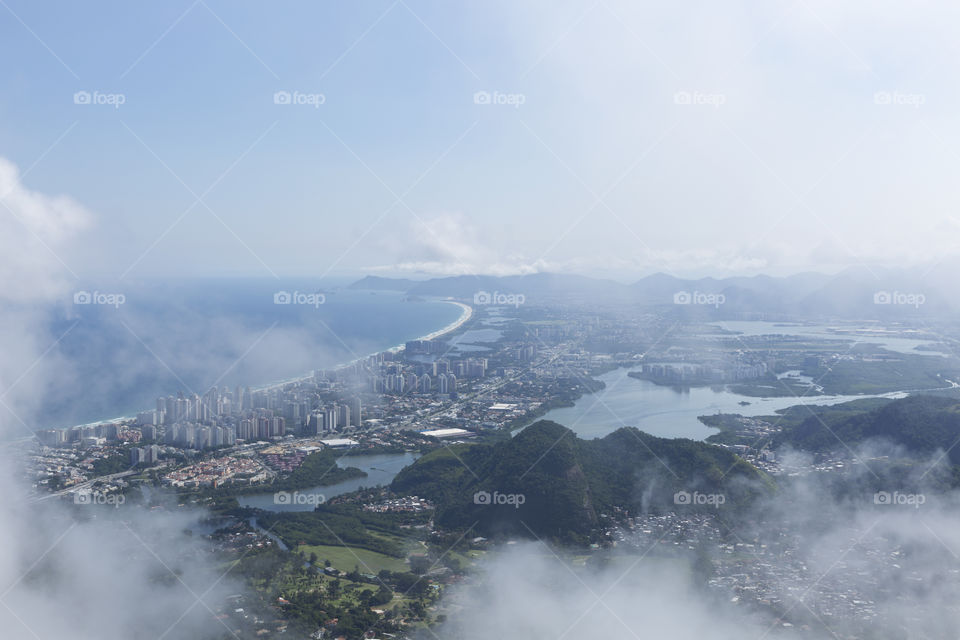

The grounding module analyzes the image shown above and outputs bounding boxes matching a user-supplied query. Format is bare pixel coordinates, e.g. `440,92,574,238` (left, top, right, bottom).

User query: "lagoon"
238,451,421,512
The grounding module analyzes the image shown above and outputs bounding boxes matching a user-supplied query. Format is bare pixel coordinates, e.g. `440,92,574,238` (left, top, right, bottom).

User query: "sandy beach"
411,300,472,342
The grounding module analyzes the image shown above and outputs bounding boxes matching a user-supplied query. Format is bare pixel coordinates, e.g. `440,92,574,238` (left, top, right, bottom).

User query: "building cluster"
36,421,129,448
362,495,434,513
31,307,604,499
149,389,295,448
305,399,361,435
639,360,770,383
260,444,316,472
130,444,161,466
162,456,268,488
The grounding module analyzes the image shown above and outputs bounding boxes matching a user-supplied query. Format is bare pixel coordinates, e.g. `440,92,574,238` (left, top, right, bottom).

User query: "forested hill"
391,420,770,543
776,394,960,464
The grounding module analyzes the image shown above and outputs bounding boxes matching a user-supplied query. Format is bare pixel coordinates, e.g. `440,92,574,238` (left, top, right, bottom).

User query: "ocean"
36,278,461,430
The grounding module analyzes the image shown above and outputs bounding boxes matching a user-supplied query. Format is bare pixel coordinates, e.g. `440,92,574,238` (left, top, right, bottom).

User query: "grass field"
298,544,410,574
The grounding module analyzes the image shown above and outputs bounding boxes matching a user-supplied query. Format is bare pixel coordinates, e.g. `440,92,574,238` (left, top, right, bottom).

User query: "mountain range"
350,265,960,317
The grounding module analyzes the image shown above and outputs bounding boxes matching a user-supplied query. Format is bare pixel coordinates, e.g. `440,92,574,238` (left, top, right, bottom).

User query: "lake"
530,367,908,442
238,451,421,512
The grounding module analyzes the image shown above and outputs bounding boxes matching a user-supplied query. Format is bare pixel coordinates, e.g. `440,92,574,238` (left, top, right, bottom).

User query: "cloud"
432,541,772,639
0,157,92,434
368,212,552,276
0,157,237,640
0,157,90,303
0,496,238,640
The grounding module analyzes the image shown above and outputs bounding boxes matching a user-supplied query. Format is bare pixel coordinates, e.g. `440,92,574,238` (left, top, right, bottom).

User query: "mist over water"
36,283,461,429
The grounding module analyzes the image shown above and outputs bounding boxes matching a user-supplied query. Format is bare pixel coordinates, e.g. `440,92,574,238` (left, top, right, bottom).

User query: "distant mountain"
346,273,632,303
348,265,960,318
346,275,420,291
391,420,770,543
407,272,630,300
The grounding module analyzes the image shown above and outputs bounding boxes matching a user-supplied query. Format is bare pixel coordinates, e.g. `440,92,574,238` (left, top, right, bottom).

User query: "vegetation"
231,546,423,639
257,504,411,557
799,354,959,395
297,544,410,574
775,394,960,466
277,449,367,491
392,420,772,543
91,453,130,476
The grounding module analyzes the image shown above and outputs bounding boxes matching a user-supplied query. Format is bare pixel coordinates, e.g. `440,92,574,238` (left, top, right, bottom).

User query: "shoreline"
416,300,472,342
252,299,472,389
45,299,473,433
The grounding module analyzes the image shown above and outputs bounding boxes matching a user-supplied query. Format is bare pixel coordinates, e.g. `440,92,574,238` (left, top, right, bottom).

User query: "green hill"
391,420,771,543
776,394,960,463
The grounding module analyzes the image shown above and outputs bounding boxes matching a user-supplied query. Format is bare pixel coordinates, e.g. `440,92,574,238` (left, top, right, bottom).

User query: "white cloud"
0,157,90,303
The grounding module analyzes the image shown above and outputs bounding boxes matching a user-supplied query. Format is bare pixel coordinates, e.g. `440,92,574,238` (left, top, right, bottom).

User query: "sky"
3,0,960,282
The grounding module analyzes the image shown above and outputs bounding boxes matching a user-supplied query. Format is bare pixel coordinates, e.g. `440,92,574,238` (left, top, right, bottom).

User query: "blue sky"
2,0,960,282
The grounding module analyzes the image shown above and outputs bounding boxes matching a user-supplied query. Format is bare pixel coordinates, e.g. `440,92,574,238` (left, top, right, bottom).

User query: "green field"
298,544,411,574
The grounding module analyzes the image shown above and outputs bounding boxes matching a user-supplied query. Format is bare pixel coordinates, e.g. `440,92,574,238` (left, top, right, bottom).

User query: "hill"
347,266,960,317
391,420,770,543
776,394,960,464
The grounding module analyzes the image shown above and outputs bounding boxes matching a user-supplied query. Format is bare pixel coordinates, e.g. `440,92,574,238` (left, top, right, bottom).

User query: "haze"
3,0,959,281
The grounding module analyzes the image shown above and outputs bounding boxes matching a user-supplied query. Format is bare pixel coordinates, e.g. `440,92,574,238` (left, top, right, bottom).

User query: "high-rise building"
308,412,324,436
440,373,457,395
324,406,338,433
257,416,271,439
350,397,362,426
144,444,160,463
405,372,419,392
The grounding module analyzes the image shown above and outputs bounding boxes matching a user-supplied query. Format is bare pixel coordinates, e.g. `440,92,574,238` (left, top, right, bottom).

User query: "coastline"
254,299,472,389
47,299,473,433
417,300,472,341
